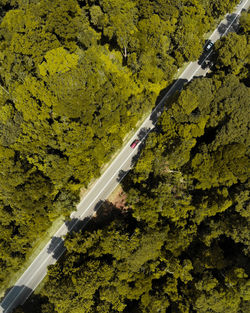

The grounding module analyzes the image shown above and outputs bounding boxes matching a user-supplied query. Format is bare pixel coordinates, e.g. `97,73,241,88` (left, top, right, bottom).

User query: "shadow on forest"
3,9,248,313
87,200,134,232
47,200,105,259
150,78,188,125
14,293,54,313
197,13,240,70
198,10,244,69
47,197,135,259
4,201,135,313
5,12,241,309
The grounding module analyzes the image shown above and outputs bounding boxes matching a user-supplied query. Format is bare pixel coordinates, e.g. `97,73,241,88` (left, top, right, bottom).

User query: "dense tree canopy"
0,0,240,291
15,9,250,313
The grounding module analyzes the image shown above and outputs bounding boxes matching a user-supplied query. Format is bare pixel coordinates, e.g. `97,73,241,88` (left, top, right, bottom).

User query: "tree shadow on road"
117,169,129,183
66,200,134,236
8,200,135,313
65,215,92,234
137,127,151,140
217,13,239,36
197,42,214,69
0,285,33,313
47,201,104,259
47,236,65,260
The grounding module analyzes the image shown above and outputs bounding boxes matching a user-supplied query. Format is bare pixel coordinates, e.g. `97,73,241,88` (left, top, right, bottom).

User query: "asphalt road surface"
1,1,249,312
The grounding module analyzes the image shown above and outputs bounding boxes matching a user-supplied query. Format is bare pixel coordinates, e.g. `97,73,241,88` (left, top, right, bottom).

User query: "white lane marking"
16,129,157,304
69,0,250,235
187,50,213,81
187,0,249,81
240,0,249,10
1,124,152,312
220,8,242,37
157,2,246,96
2,1,250,310
67,0,250,270
7,2,245,297
2,110,154,312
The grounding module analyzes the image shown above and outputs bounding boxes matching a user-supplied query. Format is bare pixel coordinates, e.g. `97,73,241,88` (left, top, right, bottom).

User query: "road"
0,1,249,312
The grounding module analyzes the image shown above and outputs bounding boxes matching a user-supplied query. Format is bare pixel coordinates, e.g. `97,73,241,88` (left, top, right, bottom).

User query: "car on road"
204,40,214,52
130,139,140,148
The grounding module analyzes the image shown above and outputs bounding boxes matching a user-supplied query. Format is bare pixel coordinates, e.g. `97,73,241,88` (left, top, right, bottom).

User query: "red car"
130,139,140,149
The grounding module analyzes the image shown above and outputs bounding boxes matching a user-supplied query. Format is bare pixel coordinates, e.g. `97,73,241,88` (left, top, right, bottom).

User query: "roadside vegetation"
0,0,240,291
13,8,250,313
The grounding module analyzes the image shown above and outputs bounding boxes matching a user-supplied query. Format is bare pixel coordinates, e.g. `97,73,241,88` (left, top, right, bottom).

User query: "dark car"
205,40,214,52
130,139,140,149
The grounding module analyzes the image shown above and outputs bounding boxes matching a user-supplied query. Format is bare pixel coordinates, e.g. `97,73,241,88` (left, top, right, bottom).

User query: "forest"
0,0,241,292
13,7,250,313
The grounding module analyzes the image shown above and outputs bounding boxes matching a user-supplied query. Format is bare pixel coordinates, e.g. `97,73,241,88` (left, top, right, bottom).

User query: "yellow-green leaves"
38,47,79,76
1,9,39,33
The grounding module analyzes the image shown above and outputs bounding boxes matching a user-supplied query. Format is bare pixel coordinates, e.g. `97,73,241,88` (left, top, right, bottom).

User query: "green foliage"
239,10,250,33
214,32,249,77
0,0,248,309
29,26,249,313
29,19,249,312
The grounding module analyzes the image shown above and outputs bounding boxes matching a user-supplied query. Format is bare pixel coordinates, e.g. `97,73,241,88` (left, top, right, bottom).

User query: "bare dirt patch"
108,185,128,211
